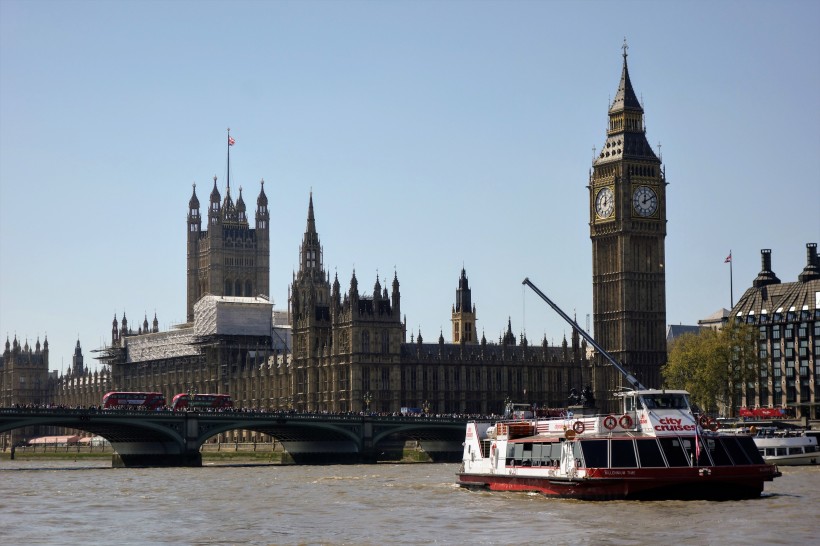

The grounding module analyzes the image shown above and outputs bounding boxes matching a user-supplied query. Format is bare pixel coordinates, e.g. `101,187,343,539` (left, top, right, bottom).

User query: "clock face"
595,187,614,219
632,186,658,217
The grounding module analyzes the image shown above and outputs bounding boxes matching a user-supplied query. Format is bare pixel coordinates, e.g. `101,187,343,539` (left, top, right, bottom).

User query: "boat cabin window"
623,397,636,412
640,393,689,410
659,438,690,467
693,439,713,466
720,436,753,465
706,437,734,466
737,436,765,464
579,440,608,468
506,441,562,467
635,439,666,467
610,440,638,468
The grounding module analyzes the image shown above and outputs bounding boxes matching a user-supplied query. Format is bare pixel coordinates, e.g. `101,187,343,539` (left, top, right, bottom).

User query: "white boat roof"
617,389,690,396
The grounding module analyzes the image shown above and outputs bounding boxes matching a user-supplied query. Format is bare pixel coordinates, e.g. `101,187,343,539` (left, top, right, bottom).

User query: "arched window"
235,280,242,296
381,330,389,354
245,280,253,297
362,331,370,353
224,279,232,296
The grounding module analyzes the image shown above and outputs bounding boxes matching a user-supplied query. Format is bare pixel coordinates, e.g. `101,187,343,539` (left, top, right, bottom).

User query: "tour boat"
750,428,819,466
456,279,782,501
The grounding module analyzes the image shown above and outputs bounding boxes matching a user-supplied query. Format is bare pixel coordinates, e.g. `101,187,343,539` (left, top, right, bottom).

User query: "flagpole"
227,127,231,191
729,251,734,309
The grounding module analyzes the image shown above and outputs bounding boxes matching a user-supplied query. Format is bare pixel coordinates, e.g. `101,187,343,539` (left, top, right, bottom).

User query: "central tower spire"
589,43,667,398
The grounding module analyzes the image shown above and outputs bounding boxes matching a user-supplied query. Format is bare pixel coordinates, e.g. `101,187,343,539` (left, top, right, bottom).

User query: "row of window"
502,435,762,469
749,312,820,326
222,280,254,297
224,257,255,267
768,323,820,339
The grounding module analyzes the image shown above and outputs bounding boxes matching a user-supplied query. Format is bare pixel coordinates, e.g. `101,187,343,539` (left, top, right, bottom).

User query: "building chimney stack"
798,242,820,282
752,248,781,288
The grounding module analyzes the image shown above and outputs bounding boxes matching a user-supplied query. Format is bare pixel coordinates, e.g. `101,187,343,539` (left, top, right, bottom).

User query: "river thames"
1,461,817,545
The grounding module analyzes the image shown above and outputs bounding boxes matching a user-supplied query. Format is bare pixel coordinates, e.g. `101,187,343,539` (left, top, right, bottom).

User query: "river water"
0,460,817,545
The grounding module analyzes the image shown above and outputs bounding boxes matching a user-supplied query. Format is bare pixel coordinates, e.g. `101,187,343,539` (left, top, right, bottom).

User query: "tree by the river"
662,321,760,417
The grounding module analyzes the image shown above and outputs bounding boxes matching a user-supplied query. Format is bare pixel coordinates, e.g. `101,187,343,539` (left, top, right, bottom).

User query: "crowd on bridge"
4,402,497,421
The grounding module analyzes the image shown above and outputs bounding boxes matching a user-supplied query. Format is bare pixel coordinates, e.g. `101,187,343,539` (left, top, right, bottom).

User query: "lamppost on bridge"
364,391,373,412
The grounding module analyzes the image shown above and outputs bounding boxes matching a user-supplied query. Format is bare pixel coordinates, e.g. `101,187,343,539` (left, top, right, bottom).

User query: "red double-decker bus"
102,391,166,410
738,407,790,419
171,393,233,411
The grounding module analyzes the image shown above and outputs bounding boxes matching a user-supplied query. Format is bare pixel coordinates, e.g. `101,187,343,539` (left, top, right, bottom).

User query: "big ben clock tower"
589,42,667,392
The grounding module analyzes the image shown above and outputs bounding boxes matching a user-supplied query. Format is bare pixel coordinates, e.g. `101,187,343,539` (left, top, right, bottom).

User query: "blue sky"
1,0,818,373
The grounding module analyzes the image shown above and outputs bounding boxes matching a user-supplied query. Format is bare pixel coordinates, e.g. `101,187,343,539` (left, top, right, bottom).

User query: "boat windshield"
640,393,690,410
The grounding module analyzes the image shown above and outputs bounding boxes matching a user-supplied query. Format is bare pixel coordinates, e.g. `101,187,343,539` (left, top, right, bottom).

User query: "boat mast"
522,277,646,390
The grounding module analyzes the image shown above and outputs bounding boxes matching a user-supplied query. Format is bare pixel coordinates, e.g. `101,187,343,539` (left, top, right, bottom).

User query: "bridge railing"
0,407,487,423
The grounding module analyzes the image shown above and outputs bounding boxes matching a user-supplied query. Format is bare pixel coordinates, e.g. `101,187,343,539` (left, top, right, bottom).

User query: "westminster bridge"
0,407,475,467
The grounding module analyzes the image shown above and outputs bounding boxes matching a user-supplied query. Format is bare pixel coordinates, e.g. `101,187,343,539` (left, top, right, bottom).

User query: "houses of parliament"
3,48,817,425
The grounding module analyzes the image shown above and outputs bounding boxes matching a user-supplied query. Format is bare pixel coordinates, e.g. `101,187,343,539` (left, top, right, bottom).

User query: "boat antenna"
521,277,646,390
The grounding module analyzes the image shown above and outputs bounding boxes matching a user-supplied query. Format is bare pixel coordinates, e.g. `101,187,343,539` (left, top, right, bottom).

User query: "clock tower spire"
589,42,667,393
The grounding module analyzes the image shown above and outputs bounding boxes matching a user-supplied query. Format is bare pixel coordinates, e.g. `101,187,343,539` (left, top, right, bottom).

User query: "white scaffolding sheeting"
125,327,199,363
194,295,273,337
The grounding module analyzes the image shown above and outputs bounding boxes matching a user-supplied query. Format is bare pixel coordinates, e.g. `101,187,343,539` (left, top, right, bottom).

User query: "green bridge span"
0,408,472,467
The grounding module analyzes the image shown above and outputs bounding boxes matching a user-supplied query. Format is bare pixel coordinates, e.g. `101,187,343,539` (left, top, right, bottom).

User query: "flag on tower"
724,252,732,263
228,135,236,146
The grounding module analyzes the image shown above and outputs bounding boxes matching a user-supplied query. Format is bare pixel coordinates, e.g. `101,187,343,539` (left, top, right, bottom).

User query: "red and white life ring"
619,414,634,429
603,415,618,430
573,421,585,434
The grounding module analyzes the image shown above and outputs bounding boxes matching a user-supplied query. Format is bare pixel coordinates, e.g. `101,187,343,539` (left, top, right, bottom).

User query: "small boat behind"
752,427,819,466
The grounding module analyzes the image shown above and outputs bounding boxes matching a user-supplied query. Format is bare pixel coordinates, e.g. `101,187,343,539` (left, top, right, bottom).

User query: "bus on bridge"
171,393,233,411
102,391,166,410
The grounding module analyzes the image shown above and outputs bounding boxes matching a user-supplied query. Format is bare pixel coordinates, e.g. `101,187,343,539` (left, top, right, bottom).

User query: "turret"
72,338,84,376
208,176,221,227
349,270,359,304
391,272,401,318
188,183,201,236
256,179,269,231
299,192,323,279
236,186,247,224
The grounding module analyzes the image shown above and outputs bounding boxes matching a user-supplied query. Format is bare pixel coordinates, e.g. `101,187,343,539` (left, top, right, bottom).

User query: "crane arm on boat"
521,277,646,390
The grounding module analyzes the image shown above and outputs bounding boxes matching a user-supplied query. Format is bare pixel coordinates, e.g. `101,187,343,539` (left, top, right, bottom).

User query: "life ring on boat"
573,421,585,434
603,415,618,430
619,414,633,429
708,418,719,432
698,414,710,428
